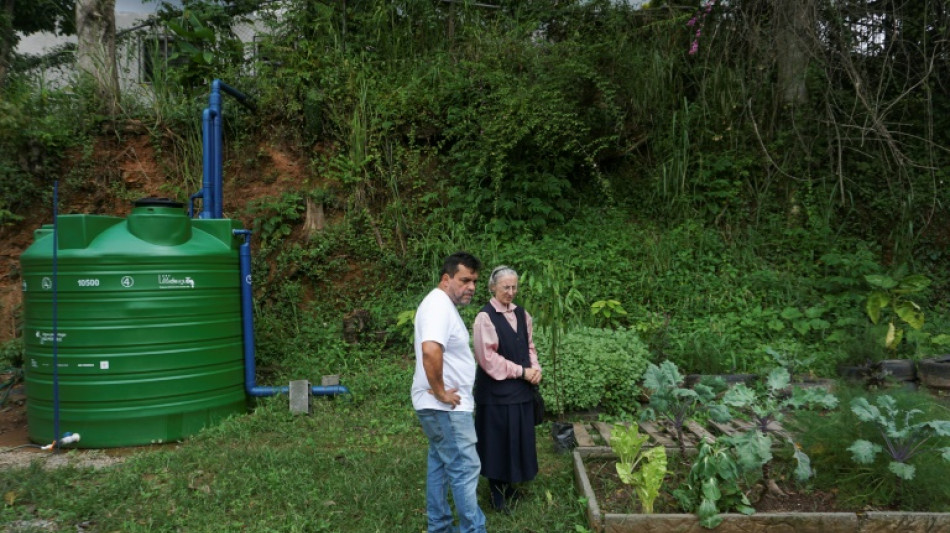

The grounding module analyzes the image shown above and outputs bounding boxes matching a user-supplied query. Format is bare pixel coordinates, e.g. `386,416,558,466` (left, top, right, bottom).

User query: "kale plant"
720,367,838,491
640,361,729,455
848,394,950,480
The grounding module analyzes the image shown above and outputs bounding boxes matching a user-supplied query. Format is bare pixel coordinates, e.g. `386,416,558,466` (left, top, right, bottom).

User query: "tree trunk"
774,0,814,106
0,0,15,90
75,0,120,117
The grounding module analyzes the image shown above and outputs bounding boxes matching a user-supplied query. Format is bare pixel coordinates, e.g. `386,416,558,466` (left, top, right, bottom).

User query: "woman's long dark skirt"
474,401,538,483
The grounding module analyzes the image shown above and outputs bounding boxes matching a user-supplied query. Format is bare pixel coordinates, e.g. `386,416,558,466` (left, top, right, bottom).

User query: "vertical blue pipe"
211,80,224,218
197,80,350,398
200,107,215,219
52,181,60,449
235,229,285,396
233,229,350,398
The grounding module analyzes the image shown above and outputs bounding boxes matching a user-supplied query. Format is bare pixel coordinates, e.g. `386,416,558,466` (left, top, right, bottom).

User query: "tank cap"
134,197,184,208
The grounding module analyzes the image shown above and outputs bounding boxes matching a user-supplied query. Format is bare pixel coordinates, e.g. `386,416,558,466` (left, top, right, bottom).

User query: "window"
139,35,188,83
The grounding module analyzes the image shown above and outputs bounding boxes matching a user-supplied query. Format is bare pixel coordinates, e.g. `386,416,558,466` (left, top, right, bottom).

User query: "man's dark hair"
441,251,481,278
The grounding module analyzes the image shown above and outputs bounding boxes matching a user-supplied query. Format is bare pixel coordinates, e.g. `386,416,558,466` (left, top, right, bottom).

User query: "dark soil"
585,456,845,515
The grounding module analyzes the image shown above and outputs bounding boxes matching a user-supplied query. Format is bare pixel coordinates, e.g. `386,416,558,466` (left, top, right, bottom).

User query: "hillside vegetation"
2,0,950,398
2,2,950,531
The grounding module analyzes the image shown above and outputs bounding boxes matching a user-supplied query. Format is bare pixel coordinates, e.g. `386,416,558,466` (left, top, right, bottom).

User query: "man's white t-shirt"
411,288,477,412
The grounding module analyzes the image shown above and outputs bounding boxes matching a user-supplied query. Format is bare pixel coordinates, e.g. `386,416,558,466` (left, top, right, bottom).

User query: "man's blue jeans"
416,409,488,533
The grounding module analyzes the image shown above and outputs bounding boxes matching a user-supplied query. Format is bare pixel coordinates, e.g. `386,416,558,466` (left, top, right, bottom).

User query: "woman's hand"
524,367,542,385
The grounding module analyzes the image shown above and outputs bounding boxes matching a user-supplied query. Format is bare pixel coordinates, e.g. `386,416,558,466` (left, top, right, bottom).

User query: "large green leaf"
850,397,883,423
701,478,721,502
888,461,916,480
697,498,723,529
894,274,931,294
894,300,924,330
865,274,898,290
765,367,790,392
730,431,772,473
792,443,813,481
722,384,756,408
885,323,903,350
865,290,890,324
847,439,881,464
924,421,950,437
632,447,667,514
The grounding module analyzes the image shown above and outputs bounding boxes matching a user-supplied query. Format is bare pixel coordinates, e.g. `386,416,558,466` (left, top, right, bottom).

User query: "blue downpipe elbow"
234,229,350,399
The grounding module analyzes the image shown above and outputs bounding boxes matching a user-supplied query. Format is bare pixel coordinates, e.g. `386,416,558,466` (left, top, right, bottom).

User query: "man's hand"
428,387,461,407
422,340,460,408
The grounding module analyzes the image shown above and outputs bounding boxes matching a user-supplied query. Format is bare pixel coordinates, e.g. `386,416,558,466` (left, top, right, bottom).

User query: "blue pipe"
234,229,351,398
52,181,60,449
199,80,257,220
211,81,223,218
199,107,215,219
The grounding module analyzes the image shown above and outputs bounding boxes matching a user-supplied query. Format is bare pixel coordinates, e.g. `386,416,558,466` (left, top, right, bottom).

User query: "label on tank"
158,274,195,289
35,331,67,344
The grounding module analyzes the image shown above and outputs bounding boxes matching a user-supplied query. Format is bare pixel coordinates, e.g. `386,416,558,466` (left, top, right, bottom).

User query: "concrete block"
289,380,311,414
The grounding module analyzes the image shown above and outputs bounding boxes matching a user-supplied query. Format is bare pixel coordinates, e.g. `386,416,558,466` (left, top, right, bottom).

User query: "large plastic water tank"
20,198,247,447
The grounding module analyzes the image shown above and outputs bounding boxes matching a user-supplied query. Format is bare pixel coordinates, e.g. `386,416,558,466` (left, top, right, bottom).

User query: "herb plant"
848,394,950,480
610,424,667,514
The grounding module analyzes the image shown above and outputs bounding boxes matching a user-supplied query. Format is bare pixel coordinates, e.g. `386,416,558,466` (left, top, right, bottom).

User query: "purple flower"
687,17,697,27
689,41,699,55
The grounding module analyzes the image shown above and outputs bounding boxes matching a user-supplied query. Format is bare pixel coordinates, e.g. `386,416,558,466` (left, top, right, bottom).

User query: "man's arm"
422,340,460,407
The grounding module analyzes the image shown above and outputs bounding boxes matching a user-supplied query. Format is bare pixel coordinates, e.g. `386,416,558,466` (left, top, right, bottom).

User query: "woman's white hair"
488,265,518,292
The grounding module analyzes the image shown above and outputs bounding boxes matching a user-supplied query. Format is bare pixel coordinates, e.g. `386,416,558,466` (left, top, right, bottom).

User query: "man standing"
411,252,488,533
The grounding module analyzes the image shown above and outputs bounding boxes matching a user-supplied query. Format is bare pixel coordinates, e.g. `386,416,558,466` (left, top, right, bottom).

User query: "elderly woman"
473,265,542,513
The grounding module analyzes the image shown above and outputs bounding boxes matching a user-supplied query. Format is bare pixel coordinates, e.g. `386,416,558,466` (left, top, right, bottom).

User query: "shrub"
536,327,651,416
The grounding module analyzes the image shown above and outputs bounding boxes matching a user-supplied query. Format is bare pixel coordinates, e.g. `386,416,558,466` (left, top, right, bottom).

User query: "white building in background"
16,0,267,95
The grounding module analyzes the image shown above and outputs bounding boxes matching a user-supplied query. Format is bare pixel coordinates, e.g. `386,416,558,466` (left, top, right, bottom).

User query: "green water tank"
20,198,247,448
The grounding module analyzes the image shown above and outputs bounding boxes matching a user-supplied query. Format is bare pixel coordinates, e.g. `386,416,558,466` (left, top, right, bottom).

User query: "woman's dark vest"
474,303,533,405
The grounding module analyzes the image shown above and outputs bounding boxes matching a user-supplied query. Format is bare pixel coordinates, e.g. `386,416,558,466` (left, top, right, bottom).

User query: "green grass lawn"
0,360,590,532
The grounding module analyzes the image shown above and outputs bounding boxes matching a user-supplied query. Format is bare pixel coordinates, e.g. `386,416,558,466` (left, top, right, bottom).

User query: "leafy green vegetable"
848,394,950,480
610,424,667,514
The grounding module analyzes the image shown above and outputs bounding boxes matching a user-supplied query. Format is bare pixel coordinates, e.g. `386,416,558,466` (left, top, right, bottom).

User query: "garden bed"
572,440,950,533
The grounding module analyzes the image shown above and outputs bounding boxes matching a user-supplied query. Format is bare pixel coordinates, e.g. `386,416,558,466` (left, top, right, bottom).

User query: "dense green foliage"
536,326,651,416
